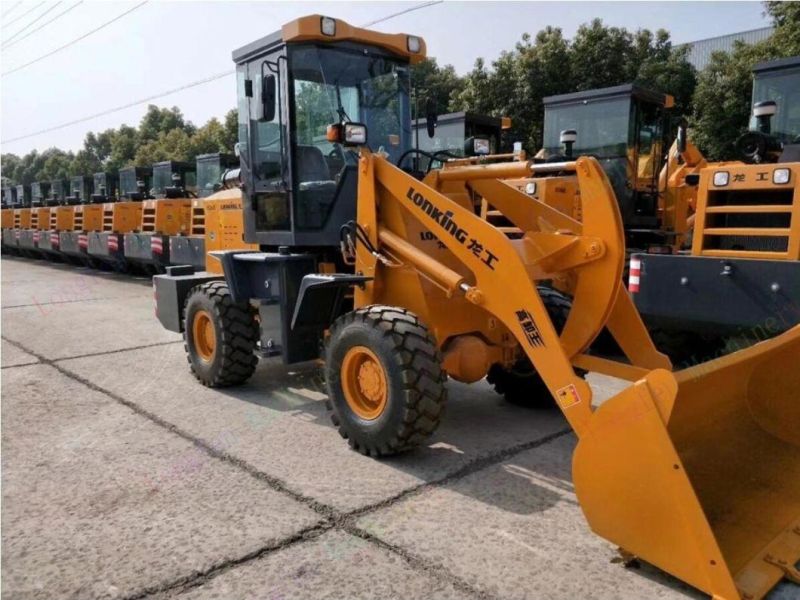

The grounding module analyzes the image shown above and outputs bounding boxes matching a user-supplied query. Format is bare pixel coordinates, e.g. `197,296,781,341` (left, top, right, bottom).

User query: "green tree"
138,105,195,143
223,108,239,152
411,57,463,117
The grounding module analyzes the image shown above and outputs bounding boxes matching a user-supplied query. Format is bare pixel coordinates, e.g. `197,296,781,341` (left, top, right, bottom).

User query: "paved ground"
2,255,797,600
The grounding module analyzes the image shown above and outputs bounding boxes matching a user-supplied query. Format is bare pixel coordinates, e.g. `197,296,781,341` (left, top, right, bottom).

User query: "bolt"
721,264,733,276
264,280,270,289
680,276,689,286
771,282,781,293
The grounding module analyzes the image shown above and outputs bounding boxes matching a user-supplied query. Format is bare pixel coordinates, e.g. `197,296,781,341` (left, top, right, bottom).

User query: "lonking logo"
405,186,500,270
406,187,468,243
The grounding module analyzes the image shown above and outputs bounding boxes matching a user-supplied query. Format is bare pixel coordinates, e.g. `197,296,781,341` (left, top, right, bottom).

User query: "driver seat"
296,145,337,190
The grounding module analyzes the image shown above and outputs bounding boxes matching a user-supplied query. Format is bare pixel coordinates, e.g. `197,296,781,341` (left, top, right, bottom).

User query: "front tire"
325,306,447,457
183,281,258,387
487,286,584,409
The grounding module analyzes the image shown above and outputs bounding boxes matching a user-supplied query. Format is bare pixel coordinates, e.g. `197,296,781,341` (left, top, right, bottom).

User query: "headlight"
320,16,336,36
407,36,421,53
473,138,490,155
344,123,367,145
773,168,791,185
713,171,729,187
525,182,537,195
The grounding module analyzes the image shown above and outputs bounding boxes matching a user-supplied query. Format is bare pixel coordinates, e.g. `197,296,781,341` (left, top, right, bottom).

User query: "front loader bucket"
574,326,800,600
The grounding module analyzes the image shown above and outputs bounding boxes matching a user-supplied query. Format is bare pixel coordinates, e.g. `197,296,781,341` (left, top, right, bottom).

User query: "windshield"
288,44,411,230
751,66,800,143
291,45,411,165
197,159,223,197
119,170,139,196
543,97,631,157
152,166,173,197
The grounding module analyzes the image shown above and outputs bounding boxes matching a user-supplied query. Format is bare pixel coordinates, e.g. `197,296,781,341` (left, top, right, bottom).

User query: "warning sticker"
556,384,581,409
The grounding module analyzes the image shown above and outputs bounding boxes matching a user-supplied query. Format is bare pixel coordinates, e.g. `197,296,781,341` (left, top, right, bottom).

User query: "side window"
249,62,282,181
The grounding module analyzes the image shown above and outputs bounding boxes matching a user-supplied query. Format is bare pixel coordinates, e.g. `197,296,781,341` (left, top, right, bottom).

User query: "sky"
0,0,771,156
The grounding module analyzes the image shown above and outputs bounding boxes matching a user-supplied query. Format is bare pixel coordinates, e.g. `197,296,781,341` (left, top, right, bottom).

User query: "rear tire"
183,281,258,387
487,286,584,409
325,305,447,457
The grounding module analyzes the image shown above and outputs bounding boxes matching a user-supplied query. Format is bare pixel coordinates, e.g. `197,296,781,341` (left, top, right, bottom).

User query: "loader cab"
48,179,69,206
66,176,93,205
196,153,239,198
15,184,31,208
412,111,507,169
737,56,800,164
119,166,153,201
152,161,196,199
232,15,424,248
542,84,672,230
749,55,800,146
92,172,119,203
31,182,50,207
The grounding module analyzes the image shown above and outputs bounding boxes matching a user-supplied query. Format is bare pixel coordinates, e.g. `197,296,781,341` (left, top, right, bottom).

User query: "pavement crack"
122,523,333,600
2,294,151,310
2,334,570,600
342,523,497,600
344,427,573,521
54,340,183,362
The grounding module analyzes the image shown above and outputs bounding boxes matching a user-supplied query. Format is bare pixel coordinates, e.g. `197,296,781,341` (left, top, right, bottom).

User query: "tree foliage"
450,20,696,151
1,105,237,186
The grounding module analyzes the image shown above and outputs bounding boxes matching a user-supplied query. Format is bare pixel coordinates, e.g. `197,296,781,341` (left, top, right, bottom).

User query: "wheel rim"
192,309,216,362
341,346,388,420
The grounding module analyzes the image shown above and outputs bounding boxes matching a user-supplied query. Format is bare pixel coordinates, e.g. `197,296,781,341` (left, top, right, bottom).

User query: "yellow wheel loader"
8,189,32,258
59,172,117,268
87,166,148,273
152,16,800,600
1,194,15,255
634,55,800,359
16,182,47,259
169,153,244,272
123,160,196,274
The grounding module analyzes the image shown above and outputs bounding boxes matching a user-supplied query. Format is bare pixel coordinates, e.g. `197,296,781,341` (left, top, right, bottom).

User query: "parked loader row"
2,16,798,600
1,155,246,274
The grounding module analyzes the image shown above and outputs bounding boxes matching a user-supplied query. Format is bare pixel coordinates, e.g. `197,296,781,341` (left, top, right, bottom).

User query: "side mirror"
676,119,688,154
260,74,276,122
425,100,437,138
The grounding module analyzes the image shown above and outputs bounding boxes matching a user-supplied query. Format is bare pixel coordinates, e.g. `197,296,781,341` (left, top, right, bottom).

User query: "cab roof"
232,14,426,65
543,84,673,109
753,55,800,74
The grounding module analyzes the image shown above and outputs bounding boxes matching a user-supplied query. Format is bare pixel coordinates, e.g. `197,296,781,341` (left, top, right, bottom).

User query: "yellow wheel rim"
192,309,216,362
341,346,388,420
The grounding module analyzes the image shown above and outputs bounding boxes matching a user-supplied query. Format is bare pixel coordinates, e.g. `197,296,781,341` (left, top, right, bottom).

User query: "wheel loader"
633,55,800,358
169,152,246,271
6,187,32,257
151,16,800,600
1,194,14,254
16,182,48,259
87,166,149,272
121,161,195,274
60,172,118,267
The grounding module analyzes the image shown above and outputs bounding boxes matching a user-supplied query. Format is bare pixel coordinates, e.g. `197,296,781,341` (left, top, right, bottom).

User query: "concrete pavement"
2,256,797,600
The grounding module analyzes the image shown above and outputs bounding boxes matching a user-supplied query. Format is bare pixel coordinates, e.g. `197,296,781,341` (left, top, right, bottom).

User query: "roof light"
473,138,490,155
525,182,537,196
713,171,729,187
560,129,577,144
407,36,421,53
321,16,336,36
773,168,790,185
752,101,777,118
